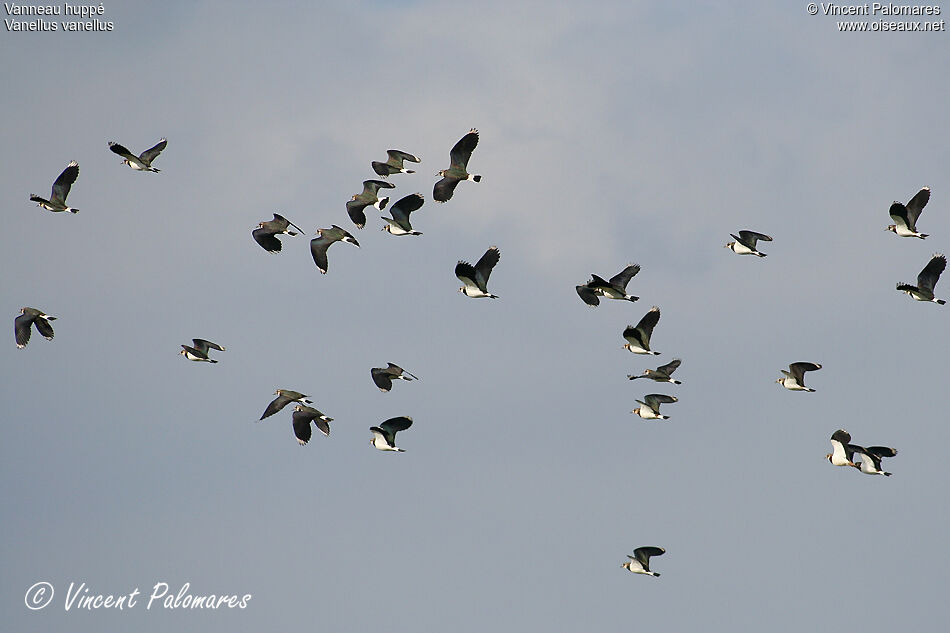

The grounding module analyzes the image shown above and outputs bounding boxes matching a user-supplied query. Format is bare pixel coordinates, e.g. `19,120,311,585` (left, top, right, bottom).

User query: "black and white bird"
896,253,946,304
434,128,481,202
887,187,931,239
292,404,332,445
108,138,166,172
310,225,360,274
622,547,665,577
259,389,312,420
30,161,79,213
180,338,225,363
622,306,661,354
852,445,898,476
575,264,640,306
14,307,56,348
628,359,682,384
371,363,420,392
456,246,500,298
631,394,678,420
370,416,413,451
347,179,395,229
372,149,420,177
776,362,821,391
725,230,772,257
381,193,425,236
826,429,859,467
252,213,305,253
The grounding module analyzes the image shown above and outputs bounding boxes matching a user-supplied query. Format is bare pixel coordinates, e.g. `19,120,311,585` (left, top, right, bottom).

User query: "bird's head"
179,349,186,357
351,194,358,200
775,378,783,384
886,225,896,232
381,224,391,233
824,453,833,462
257,222,265,229
724,241,734,249
622,344,631,352
437,170,446,177
459,286,466,295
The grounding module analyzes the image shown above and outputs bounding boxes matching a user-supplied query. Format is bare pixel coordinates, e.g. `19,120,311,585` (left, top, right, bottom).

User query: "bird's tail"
883,472,892,476
919,234,929,239
671,379,682,384
150,168,161,173
472,175,482,182
652,572,660,577
937,299,946,305
209,359,218,364
627,296,640,302
627,375,640,380
755,252,766,257
68,208,78,214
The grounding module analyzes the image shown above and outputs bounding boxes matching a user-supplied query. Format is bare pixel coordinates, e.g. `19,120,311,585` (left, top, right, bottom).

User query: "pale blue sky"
2,2,948,631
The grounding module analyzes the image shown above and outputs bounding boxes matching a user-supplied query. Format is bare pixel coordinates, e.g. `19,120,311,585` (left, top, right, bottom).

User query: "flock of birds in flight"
17,127,944,578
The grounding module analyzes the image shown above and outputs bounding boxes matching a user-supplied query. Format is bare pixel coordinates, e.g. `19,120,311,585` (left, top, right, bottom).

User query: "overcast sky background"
2,2,948,631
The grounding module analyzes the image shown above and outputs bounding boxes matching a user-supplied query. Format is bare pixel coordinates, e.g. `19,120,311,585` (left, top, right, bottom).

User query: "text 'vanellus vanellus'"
776,362,821,391
628,359,682,384
852,445,898,476
622,547,665,577
347,179,395,229
887,187,930,239
381,193,425,236
826,429,859,467
14,307,56,348
253,213,305,253
372,149,420,177
456,246,500,298
434,129,481,203
725,230,772,257
292,405,333,445
631,394,678,420
370,416,413,451
896,253,946,304
260,390,312,421
180,338,225,363
576,264,640,306
108,138,166,172
310,225,360,274
371,363,419,392
30,161,79,213
622,306,661,354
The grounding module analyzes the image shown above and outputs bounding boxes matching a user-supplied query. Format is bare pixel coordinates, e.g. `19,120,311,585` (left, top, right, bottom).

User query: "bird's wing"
656,359,681,375
379,416,413,437
14,313,34,347
363,179,395,195
831,429,852,445
474,247,500,290
433,176,460,203
51,161,79,204
905,187,930,225
108,142,137,161
788,362,820,381
635,307,661,339
346,199,369,229
644,394,677,408
609,264,641,290
738,230,772,247
865,446,897,459
261,394,291,420
449,129,479,169
576,284,600,306
313,417,331,437
390,193,425,226
888,202,912,230
455,261,479,291
193,339,224,352
371,367,393,392
917,254,946,293
292,415,313,445
253,227,282,253
139,138,167,164
310,235,334,273
634,546,665,566
33,317,55,340
388,149,420,164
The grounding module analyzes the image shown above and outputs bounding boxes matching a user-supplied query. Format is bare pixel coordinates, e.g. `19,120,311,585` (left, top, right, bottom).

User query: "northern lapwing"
310,225,360,274
576,264,640,306
180,338,225,363
253,213,305,253
434,128,481,202
852,445,898,476
631,394,678,420
725,230,772,257
347,179,395,229
108,138,166,172
887,187,930,239
622,547,665,577
292,404,332,445
628,359,682,384
622,307,661,354
381,193,425,236
776,362,821,391
897,253,946,304
14,307,56,348
456,246,500,298
260,389,312,420
371,363,420,392
372,149,420,177
30,161,79,213
370,416,413,451
826,429,858,467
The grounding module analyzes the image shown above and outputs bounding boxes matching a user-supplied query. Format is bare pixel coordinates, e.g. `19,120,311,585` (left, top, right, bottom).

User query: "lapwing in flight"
108,138,166,172
14,307,56,348
30,161,79,213
456,246,500,298
434,128,481,202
